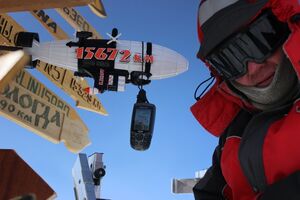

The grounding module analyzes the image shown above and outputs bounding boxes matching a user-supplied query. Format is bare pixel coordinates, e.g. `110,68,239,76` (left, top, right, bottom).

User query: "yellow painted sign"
0,0,94,13
56,7,102,39
0,14,107,115
35,61,106,114
0,14,15,45
0,15,90,153
89,0,107,18
0,69,90,153
30,10,69,40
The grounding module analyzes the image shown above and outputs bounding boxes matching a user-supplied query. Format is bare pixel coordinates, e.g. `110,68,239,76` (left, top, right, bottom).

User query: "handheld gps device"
130,101,156,151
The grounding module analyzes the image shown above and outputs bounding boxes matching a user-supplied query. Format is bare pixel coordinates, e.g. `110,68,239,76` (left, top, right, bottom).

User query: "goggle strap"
194,74,215,101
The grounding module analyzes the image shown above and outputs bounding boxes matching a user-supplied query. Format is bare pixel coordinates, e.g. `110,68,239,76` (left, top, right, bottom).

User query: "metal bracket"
172,169,207,194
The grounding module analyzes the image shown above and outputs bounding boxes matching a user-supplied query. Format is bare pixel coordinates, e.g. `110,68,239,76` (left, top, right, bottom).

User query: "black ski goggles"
205,11,290,80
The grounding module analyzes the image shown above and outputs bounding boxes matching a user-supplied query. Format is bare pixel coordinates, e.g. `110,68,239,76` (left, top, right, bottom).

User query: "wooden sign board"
30,9,69,40
88,0,107,18
0,149,56,200
0,41,90,152
36,61,108,115
56,7,102,39
0,14,107,115
0,68,90,152
0,0,94,13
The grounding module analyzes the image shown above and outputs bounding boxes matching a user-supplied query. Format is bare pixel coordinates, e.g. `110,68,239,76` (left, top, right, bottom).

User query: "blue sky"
1,1,219,199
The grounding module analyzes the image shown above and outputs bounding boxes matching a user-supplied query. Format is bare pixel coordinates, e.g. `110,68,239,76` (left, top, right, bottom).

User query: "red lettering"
76,47,84,59
119,50,131,63
107,48,118,61
133,54,142,63
76,47,152,64
94,48,108,60
84,47,95,59
145,55,154,64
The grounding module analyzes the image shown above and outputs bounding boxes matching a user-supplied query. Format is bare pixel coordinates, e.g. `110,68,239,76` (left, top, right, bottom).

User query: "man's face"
234,48,283,88
205,11,290,82
229,46,298,110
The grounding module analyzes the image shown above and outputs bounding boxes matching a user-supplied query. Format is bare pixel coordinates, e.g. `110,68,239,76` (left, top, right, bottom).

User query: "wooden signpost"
0,2,108,198
0,14,107,115
30,9,69,40
29,10,108,115
0,1,108,152
0,15,91,153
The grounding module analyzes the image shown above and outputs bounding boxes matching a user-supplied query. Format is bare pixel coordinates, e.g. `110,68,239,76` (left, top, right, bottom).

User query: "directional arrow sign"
0,14,107,115
0,67,90,153
88,0,107,18
0,24,90,153
56,7,102,39
0,0,94,13
30,9,69,40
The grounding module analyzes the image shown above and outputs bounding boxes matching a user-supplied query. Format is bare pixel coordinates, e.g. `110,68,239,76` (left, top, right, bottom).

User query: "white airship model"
3,28,188,94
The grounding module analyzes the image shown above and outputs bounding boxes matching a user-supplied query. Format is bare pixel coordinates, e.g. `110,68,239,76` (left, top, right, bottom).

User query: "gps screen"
133,107,151,131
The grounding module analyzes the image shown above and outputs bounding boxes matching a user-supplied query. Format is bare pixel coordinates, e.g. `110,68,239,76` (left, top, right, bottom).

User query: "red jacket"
192,1,300,199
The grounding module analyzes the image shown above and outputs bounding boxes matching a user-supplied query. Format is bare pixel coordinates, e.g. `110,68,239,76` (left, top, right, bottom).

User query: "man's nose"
246,61,264,76
234,61,264,85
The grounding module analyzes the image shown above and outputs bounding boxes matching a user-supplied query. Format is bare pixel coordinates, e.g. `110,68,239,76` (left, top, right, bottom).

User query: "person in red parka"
192,0,300,200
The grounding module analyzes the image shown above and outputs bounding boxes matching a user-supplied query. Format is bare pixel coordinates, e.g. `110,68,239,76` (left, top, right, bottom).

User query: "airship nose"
150,45,189,80
171,53,189,77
